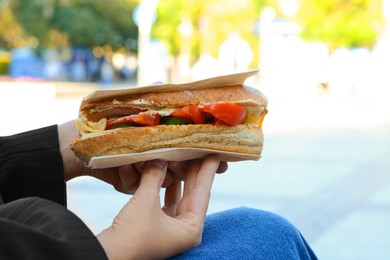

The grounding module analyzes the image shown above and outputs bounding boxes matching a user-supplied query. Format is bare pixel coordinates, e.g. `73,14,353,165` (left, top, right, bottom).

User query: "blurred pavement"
1,81,389,259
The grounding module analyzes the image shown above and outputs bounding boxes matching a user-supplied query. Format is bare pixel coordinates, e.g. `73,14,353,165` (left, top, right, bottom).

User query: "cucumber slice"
161,117,190,125
110,124,135,129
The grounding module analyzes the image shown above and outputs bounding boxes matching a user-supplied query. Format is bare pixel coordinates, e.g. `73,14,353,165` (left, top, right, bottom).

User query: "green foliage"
1,0,385,56
0,7,23,48
153,0,268,64
55,6,116,47
152,0,181,56
10,0,52,45
296,0,385,50
4,0,139,49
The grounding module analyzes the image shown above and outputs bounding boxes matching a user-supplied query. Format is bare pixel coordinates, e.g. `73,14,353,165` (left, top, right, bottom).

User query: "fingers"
216,161,228,174
134,161,146,173
168,161,189,181
137,161,173,188
182,159,202,198
187,155,220,217
178,154,221,218
164,155,223,218
162,176,181,217
135,160,167,202
117,164,141,193
101,161,168,195
169,160,227,179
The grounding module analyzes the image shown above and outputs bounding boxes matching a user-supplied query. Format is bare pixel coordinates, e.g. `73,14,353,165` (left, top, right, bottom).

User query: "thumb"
134,160,167,201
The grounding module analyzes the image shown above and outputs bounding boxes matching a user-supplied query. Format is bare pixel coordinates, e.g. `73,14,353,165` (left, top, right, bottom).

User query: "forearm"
0,197,107,260
0,125,66,206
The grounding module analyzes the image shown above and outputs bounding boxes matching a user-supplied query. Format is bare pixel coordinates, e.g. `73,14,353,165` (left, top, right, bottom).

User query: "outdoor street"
1,81,389,259
1,1,390,259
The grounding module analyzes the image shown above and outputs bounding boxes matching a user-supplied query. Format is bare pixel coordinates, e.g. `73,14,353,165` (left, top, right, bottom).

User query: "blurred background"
1,0,390,259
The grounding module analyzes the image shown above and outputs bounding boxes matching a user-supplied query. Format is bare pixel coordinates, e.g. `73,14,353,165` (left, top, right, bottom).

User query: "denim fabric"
171,207,317,259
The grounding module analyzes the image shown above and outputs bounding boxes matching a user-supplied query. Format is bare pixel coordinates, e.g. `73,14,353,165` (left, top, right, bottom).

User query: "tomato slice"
203,103,247,126
106,113,161,129
170,105,205,124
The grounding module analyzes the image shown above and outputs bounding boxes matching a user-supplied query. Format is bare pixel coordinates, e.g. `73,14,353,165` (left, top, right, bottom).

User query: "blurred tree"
296,0,385,50
10,0,53,47
0,6,33,48
8,0,139,50
153,0,273,64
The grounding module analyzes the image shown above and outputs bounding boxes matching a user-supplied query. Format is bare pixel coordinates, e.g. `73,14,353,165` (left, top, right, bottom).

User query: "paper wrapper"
81,69,259,104
88,148,261,169
78,70,262,169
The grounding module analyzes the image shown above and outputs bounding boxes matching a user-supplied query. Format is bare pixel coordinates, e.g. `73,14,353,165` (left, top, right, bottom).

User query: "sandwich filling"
76,102,268,138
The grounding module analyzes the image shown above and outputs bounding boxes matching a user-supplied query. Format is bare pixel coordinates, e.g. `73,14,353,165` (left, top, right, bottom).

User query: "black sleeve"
0,126,108,259
0,197,107,260
0,125,66,206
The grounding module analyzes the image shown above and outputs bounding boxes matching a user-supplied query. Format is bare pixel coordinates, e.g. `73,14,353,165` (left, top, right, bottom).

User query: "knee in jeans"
234,206,303,239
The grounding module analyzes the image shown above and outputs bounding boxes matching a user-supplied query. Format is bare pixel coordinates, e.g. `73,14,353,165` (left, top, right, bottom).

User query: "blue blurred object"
9,48,44,79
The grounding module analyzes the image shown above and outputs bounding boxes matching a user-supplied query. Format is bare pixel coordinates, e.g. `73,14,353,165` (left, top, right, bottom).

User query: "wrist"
97,228,140,260
58,120,85,181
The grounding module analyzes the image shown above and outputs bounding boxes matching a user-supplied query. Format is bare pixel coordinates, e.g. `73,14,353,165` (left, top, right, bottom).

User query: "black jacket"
0,125,107,259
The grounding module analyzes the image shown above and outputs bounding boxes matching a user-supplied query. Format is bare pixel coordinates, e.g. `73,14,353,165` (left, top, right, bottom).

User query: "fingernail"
150,159,166,169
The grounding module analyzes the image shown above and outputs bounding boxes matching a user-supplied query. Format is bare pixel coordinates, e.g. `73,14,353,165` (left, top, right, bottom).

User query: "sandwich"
70,70,268,167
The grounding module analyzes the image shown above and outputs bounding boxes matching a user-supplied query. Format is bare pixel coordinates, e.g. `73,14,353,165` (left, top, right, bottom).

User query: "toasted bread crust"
81,85,267,114
70,124,263,164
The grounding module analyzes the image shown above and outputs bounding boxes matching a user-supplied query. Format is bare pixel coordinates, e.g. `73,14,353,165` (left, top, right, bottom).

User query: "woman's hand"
97,155,221,259
58,120,151,193
58,120,228,194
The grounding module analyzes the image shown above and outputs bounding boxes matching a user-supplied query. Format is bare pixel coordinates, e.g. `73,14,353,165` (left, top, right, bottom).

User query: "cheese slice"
76,117,107,136
244,106,263,125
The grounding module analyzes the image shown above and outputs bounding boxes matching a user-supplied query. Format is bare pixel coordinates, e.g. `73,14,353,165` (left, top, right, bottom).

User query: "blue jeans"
171,207,317,259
